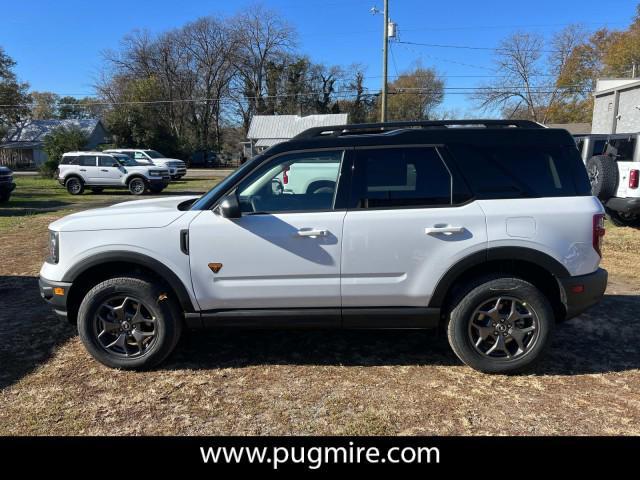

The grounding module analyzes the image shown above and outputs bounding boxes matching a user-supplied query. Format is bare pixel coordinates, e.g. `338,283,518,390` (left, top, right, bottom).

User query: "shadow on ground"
0,276,75,390
0,200,71,217
1,274,639,391
167,293,640,375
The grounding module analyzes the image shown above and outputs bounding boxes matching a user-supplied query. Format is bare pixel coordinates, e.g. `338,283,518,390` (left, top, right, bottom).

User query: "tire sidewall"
65,177,84,195
448,277,554,374
77,277,180,369
128,177,147,195
587,155,618,200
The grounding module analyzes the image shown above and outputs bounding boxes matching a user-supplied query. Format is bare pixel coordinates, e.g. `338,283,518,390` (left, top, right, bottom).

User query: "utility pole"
380,0,389,122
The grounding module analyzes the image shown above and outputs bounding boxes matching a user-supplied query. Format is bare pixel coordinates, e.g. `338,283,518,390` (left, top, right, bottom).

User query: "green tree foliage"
0,47,30,138
41,125,88,176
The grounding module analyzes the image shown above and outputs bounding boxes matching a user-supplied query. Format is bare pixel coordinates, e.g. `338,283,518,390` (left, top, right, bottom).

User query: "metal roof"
3,119,101,143
247,114,348,140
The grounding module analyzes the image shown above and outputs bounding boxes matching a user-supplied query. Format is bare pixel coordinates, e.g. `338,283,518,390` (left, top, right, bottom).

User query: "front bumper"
148,177,170,186
605,197,640,215
39,276,72,321
560,268,608,320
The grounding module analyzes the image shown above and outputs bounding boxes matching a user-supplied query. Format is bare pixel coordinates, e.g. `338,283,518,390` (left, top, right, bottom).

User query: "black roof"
264,119,576,157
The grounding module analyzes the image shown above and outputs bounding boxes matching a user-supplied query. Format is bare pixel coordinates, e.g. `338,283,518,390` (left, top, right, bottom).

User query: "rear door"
340,145,488,309
78,155,99,182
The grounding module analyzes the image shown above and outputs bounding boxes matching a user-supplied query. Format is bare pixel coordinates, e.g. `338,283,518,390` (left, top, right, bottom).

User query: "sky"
0,0,637,116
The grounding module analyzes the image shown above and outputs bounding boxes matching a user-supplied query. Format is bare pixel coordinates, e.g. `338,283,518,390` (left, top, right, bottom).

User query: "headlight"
48,230,59,264
148,170,162,176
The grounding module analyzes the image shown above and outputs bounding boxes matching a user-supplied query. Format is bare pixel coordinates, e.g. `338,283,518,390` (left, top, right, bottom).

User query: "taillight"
629,169,639,189
593,214,605,257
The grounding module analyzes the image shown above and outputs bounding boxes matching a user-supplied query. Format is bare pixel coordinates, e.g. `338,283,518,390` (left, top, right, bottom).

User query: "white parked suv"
58,152,171,195
40,120,607,374
574,133,640,226
105,149,187,180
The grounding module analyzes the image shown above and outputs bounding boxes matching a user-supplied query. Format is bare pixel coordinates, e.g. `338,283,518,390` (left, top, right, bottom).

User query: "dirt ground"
1,176,639,435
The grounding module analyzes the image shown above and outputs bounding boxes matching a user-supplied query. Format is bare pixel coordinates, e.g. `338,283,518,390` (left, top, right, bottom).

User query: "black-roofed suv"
0,166,16,202
39,120,607,374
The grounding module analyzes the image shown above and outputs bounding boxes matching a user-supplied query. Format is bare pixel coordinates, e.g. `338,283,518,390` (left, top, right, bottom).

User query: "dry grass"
0,194,639,436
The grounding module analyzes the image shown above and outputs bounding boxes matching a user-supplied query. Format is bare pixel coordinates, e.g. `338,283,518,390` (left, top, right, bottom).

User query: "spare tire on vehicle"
586,155,618,200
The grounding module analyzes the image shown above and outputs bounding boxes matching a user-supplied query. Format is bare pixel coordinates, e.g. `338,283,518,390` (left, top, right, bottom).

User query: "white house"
242,114,348,158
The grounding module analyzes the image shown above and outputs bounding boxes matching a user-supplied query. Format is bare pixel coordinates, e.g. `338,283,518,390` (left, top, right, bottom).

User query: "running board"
184,307,440,329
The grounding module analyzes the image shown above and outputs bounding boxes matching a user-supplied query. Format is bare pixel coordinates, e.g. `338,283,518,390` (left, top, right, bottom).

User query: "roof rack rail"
293,119,545,140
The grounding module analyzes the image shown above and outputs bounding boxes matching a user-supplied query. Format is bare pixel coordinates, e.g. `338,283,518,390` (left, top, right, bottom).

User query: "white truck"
105,149,187,180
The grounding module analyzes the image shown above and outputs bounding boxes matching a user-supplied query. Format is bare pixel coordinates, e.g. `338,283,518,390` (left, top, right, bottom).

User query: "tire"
77,276,183,370
606,207,640,228
447,275,554,374
128,177,147,195
586,155,618,201
90,187,104,194
65,177,84,195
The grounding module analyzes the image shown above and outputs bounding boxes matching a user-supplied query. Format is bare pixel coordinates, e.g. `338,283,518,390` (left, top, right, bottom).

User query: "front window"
236,150,343,214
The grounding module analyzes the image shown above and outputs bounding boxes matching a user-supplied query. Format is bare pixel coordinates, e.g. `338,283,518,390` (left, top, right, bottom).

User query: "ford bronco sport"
58,151,171,195
39,120,607,374
574,133,640,226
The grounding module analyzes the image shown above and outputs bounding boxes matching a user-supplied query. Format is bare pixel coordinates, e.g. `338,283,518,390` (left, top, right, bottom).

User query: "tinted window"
352,147,453,208
98,156,115,167
236,150,343,213
79,156,97,167
60,156,77,165
608,138,636,161
448,145,585,198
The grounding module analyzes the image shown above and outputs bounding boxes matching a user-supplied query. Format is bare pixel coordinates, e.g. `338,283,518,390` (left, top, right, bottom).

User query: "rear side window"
608,138,636,161
79,156,97,167
60,156,76,165
448,144,588,198
351,147,460,208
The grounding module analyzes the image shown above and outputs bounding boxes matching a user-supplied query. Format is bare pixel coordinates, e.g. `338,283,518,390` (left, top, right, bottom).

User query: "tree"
385,66,445,121
0,47,30,138
30,91,59,119
40,125,88,176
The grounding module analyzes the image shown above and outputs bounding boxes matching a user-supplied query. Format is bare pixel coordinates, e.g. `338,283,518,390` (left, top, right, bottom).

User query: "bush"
42,125,89,166
39,160,59,178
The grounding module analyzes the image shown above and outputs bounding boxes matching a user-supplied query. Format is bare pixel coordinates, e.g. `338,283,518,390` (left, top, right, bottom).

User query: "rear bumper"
605,197,640,215
39,276,72,321
559,268,608,320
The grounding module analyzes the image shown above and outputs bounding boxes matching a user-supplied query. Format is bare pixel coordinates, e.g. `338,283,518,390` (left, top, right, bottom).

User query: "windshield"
116,156,140,166
144,150,165,159
190,155,265,210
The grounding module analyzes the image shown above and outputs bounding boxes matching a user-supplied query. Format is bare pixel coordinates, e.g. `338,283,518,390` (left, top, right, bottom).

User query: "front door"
188,149,348,311
97,155,124,185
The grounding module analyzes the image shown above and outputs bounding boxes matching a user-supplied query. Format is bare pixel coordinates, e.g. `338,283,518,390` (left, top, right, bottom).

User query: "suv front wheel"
447,276,554,374
77,276,183,369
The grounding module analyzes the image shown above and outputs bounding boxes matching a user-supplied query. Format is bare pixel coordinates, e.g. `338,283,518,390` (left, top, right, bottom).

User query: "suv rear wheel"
128,177,147,195
77,276,183,370
447,276,554,374
65,177,84,195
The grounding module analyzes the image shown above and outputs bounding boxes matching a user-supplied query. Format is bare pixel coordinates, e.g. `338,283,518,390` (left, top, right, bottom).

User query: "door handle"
425,225,465,235
296,228,328,237
79,169,86,171
100,169,109,172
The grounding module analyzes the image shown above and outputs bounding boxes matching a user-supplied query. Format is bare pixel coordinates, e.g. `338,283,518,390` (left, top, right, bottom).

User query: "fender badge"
208,262,223,273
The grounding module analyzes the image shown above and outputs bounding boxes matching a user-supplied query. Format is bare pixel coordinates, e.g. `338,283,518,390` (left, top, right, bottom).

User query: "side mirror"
218,193,241,219
112,163,119,167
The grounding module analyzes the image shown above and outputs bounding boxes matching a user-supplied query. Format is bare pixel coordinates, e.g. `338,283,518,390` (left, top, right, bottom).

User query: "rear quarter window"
448,144,590,198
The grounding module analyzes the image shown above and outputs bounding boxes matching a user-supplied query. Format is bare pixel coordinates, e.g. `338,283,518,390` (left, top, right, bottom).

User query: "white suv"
105,149,187,180
40,120,608,374
575,133,640,226
58,152,171,195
